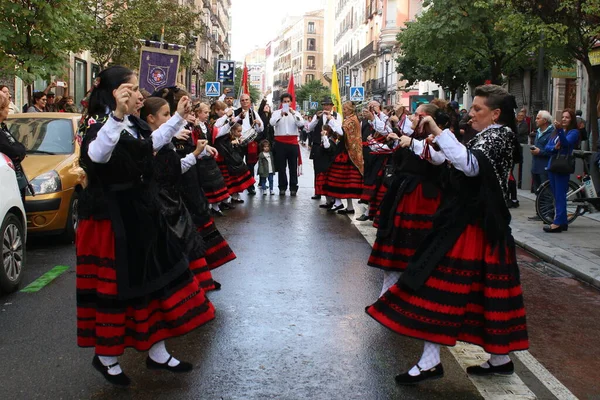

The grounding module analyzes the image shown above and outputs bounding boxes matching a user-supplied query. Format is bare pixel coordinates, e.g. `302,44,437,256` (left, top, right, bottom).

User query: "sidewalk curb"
513,230,600,289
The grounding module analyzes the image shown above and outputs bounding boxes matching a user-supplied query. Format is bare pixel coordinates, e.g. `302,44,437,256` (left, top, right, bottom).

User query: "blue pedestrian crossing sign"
350,86,365,102
205,82,221,97
310,101,318,110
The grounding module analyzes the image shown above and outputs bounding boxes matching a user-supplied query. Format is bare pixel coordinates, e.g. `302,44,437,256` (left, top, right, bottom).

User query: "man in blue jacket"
528,110,554,221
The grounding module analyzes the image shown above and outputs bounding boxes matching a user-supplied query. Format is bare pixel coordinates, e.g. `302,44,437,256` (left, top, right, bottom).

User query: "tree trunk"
583,62,599,150
490,61,503,85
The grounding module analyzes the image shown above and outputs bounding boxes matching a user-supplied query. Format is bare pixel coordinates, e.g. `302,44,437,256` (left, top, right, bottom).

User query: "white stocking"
346,199,354,211
481,354,511,368
380,271,402,297
98,355,123,376
149,340,181,367
409,342,441,376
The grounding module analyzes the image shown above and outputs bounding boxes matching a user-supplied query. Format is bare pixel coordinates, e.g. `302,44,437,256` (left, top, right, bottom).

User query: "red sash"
247,141,259,164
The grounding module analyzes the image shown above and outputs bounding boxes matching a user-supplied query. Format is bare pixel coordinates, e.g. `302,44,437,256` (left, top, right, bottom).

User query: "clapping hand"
112,83,135,119
193,139,208,157
399,135,412,148
175,129,191,141
176,96,192,118
204,145,218,158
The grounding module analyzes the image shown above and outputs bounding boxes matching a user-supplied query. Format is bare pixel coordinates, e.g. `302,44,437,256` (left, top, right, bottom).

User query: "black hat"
321,97,333,105
47,92,55,97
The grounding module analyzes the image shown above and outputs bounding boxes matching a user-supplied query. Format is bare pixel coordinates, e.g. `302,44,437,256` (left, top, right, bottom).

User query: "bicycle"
535,150,600,225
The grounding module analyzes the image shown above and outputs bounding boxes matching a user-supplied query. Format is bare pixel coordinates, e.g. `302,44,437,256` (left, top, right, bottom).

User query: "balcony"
372,78,385,94
306,65,316,70
359,41,377,63
335,53,350,69
198,57,210,73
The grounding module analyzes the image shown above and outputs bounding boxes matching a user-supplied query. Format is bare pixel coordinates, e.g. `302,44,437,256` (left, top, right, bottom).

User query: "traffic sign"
349,86,365,102
345,75,350,87
310,101,318,110
217,60,235,86
205,81,221,97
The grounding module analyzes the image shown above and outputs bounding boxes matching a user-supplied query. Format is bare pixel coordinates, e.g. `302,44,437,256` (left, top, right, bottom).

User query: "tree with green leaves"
0,0,91,85
295,79,330,107
81,0,202,70
396,0,567,87
510,0,600,147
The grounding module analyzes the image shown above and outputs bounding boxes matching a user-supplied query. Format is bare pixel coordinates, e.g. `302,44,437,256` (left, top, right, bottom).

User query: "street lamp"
382,49,392,105
352,67,359,87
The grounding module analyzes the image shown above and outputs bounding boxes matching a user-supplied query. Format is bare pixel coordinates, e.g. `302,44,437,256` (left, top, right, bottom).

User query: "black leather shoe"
146,356,193,373
279,191,286,196
357,199,368,205
395,363,444,385
247,188,256,196
231,198,245,204
220,202,235,210
311,195,321,200
212,280,222,290
466,361,514,376
327,204,344,212
527,215,542,221
290,191,297,196
356,214,369,221
210,209,224,217
561,224,569,231
319,202,334,209
543,224,563,233
338,209,355,215
92,355,131,387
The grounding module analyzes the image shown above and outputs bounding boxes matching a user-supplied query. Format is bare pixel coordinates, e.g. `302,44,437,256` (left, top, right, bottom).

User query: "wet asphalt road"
2,147,599,399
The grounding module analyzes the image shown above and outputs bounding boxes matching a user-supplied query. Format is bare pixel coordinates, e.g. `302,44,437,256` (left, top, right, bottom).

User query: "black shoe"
357,199,368,205
561,224,568,231
279,191,286,196
543,224,564,233
356,214,369,221
290,191,297,196
247,188,256,196
231,198,244,204
92,355,131,387
395,363,444,385
337,209,355,215
507,200,520,208
212,280,222,290
210,209,224,217
319,202,334,209
220,202,235,210
146,356,193,373
311,195,321,200
327,204,344,212
466,361,514,376
527,215,542,221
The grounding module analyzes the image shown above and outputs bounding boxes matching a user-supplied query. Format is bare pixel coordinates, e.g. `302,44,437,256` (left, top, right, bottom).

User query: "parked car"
0,152,26,293
5,113,84,243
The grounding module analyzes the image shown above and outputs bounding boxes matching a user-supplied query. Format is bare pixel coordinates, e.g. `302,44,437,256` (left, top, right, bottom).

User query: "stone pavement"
513,189,600,288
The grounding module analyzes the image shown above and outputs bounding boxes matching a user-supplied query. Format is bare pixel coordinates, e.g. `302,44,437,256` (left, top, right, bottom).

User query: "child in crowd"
257,139,276,195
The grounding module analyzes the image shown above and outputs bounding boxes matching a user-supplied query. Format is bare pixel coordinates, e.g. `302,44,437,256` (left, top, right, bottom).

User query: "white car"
0,152,26,293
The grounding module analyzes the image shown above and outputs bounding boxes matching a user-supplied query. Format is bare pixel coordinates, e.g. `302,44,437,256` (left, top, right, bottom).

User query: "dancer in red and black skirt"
368,103,448,297
321,101,364,214
76,66,215,387
314,125,340,201
366,85,528,385
212,101,256,203
194,102,230,216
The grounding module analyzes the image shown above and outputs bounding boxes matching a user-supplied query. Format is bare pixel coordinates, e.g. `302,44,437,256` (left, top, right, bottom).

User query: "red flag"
241,61,250,96
286,73,296,110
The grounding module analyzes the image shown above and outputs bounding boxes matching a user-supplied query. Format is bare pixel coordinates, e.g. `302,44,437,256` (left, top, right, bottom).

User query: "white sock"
363,203,370,216
149,341,180,367
380,271,402,297
482,354,511,368
346,199,354,211
98,355,123,376
333,199,342,207
409,342,441,376
224,197,232,204
213,204,221,212
232,193,240,200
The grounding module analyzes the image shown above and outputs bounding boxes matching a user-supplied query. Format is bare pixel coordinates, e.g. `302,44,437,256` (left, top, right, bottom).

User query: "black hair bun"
434,109,450,128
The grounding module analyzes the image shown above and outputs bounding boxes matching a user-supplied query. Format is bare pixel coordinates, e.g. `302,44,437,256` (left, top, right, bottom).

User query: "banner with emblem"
138,45,181,94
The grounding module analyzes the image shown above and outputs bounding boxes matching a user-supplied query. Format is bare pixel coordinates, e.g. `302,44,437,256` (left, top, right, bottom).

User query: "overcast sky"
231,0,326,61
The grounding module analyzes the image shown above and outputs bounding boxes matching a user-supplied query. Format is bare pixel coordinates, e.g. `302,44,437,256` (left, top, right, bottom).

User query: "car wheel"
1,213,25,293
59,191,78,244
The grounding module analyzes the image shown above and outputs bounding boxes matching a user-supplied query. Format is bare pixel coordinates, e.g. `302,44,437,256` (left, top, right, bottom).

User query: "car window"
6,118,74,154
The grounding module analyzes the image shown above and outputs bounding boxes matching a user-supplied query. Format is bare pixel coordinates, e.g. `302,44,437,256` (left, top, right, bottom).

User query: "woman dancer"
368,103,447,297
76,66,215,386
366,85,528,384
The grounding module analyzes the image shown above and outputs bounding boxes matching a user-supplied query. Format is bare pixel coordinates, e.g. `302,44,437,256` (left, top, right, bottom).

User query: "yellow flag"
331,64,343,119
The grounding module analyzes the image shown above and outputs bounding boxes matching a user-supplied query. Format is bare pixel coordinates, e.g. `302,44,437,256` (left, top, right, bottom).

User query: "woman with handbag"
543,109,580,233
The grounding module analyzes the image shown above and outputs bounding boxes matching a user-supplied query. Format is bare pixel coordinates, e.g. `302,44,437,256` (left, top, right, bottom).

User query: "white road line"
348,216,576,400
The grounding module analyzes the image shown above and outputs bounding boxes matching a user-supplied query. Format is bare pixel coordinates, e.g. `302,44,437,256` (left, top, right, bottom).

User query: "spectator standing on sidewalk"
257,140,276,195
26,92,47,113
0,86,17,114
543,109,580,233
528,110,554,221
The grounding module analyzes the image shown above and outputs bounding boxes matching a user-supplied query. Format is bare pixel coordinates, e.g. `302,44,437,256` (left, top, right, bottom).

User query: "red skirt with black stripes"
366,223,529,354
361,157,389,217
217,160,255,195
321,151,364,199
204,186,230,204
197,218,236,270
315,172,327,196
75,219,215,357
368,183,441,271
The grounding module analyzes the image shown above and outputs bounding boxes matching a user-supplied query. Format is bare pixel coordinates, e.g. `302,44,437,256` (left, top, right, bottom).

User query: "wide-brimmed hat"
321,97,334,105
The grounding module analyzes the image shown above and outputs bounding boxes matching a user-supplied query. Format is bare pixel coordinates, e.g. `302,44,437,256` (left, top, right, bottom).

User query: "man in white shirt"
307,97,343,199
234,93,263,195
269,93,305,196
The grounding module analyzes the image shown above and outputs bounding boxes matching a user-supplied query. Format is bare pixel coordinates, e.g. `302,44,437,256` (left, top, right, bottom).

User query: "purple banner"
138,46,181,94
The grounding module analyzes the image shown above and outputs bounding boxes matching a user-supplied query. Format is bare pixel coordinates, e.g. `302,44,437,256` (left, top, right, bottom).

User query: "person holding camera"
307,97,343,200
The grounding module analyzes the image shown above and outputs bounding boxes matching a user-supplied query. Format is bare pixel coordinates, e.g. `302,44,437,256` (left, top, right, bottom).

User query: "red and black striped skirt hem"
321,151,364,199
204,186,230,204
189,256,218,291
368,183,441,271
315,172,327,196
75,219,215,357
217,160,256,195
198,219,236,270
366,223,529,354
